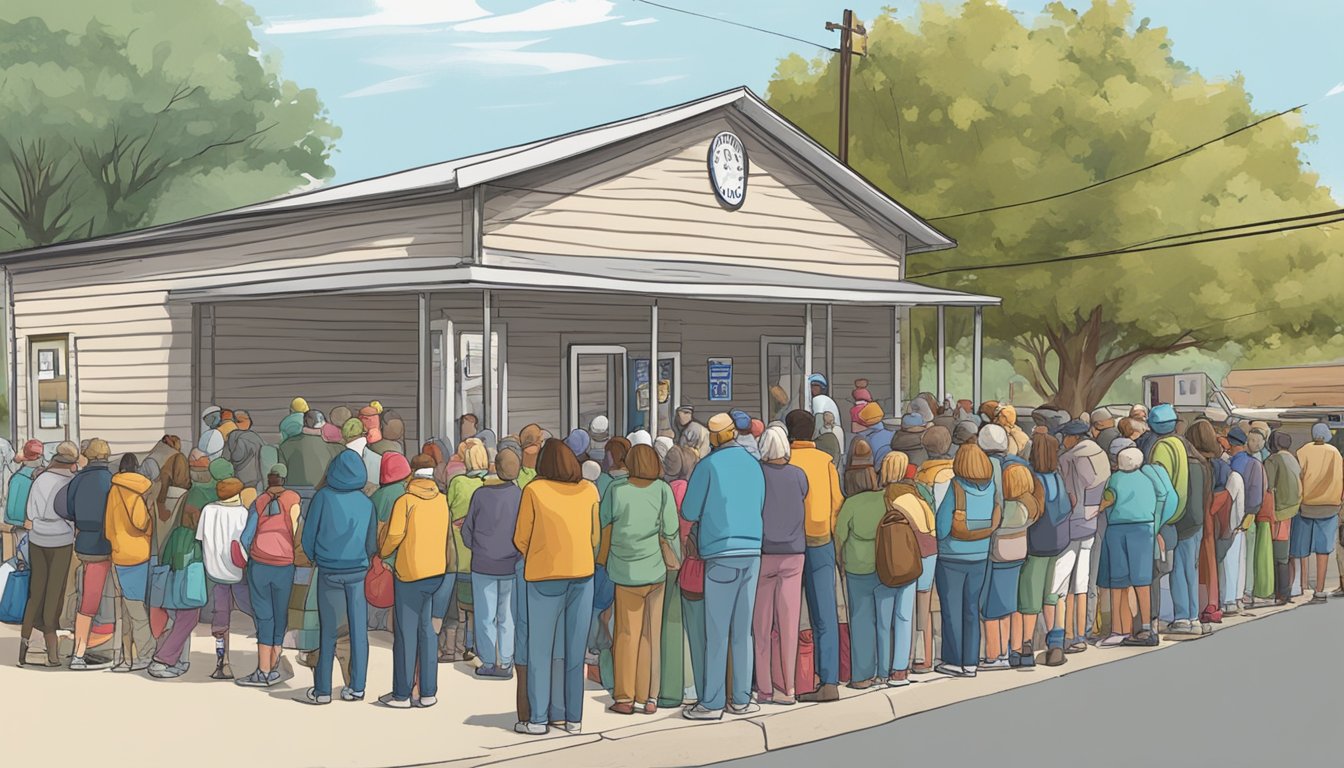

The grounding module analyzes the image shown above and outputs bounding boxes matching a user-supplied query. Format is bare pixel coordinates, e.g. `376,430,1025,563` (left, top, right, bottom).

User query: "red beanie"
379,452,411,485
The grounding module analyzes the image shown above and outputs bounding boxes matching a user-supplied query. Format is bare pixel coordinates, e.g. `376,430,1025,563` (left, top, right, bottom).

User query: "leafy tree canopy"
768,0,1341,413
0,0,339,250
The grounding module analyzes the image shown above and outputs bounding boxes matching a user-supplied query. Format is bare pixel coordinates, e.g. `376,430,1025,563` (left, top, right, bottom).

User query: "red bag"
1210,490,1233,540
838,621,851,684
365,556,395,609
792,629,817,695
677,526,704,600
229,541,248,570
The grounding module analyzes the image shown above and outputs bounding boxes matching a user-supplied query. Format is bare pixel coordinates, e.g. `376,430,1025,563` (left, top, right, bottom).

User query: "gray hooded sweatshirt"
27,468,75,548
1059,438,1111,541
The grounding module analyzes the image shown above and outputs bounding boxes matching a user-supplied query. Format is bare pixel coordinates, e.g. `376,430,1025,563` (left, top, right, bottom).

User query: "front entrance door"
569,345,627,436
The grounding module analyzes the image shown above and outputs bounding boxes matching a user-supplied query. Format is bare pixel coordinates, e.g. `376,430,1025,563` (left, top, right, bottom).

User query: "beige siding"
10,193,466,451
483,115,906,279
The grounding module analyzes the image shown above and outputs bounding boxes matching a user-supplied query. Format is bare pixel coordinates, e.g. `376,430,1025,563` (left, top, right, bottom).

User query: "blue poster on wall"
628,358,676,431
708,357,733,402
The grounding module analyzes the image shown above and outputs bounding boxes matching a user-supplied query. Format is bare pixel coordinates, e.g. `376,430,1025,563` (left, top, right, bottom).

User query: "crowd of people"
2,380,1342,736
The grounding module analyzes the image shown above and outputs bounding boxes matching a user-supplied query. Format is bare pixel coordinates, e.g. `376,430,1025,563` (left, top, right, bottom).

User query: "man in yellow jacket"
378,454,451,708
1294,424,1343,603
104,453,154,672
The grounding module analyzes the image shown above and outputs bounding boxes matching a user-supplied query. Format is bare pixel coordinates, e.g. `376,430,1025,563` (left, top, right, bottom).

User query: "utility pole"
826,9,866,165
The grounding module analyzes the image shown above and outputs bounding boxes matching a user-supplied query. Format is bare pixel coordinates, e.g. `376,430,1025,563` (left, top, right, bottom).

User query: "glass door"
569,345,627,436
29,335,75,444
629,353,680,437
761,336,805,424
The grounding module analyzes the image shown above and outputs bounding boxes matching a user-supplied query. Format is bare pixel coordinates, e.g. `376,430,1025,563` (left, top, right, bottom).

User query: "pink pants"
752,553,805,697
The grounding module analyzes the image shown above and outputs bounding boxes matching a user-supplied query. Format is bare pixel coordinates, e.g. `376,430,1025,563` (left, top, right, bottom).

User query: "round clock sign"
707,131,748,210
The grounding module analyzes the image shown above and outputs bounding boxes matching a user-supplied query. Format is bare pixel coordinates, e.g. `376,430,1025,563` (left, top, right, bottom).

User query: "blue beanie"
1227,426,1247,446
900,412,926,430
1312,423,1332,442
1148,403,1177,435
564,428,591,457
730,409,752,431
808,373,828,393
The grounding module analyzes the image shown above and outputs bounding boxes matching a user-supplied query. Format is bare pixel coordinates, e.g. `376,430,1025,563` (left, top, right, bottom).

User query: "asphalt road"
712,601,1342,768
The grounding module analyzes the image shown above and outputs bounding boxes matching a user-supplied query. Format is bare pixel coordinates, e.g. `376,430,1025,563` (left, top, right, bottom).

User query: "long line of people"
2,384,1341,737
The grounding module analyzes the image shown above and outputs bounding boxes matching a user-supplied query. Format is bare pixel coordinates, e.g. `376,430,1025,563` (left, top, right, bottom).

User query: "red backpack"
250,491,298,566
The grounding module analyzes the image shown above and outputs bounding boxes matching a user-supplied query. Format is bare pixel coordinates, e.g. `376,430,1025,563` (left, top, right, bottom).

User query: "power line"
631,0,838,52
910,208,1344,279
926,102,1309,221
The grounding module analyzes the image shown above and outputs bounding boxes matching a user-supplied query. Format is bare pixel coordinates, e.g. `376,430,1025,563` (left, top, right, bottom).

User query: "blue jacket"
67,462,113,557
1104,470,1160,526
1229,451,1264,516
682,444,765,559
935,477,996,562
851,426,895,468
1027,470,1071,557
301,451,377,574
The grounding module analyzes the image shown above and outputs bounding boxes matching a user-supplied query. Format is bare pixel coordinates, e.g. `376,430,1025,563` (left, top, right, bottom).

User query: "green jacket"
835,491,887,575
1150,436,1189,525
1263,451,1303,520
598,478,678,587
447,473,486,573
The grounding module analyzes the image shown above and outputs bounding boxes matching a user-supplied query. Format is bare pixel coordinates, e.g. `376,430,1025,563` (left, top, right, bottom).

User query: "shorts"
916,553,937,593
1050,537,1094,596
1017,554,1060,614
1101,523,1155,589
1290,514,1339,558
79,558,113,617
980,560,1023,620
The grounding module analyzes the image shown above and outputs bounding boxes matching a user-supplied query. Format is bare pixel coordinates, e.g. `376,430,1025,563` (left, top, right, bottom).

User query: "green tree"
0,0,339,250
768,0,1341,414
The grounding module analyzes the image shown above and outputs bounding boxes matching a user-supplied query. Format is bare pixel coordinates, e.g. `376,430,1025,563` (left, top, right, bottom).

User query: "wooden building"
1,88,998,451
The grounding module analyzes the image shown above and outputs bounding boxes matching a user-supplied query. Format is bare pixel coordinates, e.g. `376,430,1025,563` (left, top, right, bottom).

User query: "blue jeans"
935,558,987,669
682,594,705,701
883,579,917,674
472,572,516,667
702,555,760,711
431,571,456,621
803,544,840,686
247,562,295,646
1172,534,1200,622
846,571,882,682
113,561,149,602
393,575,444,700
526,577,594,725
513,561,564,721
315,569,369,697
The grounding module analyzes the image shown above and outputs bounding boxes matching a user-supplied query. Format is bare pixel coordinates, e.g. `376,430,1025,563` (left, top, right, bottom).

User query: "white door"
29,335,76,445
569,345,627,436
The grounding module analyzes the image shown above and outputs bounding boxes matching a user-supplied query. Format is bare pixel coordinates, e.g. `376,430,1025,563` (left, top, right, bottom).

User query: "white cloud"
343,73,435,98
375,46,623,75
267,0,489,35
480,102,549,111
622,17,658,26
453,39,549,51
1327,82,1344,98
637,74,685,86
454,0,618,33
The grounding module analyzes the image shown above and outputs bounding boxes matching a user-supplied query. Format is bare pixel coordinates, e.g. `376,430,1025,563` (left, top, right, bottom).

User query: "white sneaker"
563,721,582,733
514,721,548,735
980,657,1011,670
416,696,438,708
727,701,761,715
682,704,723,721
379,693,412,708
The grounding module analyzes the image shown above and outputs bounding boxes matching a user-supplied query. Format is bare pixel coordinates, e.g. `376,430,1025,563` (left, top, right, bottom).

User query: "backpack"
989,458,1037,561
3,467,35,527
248,492,297,565
1028,471,1072,557
950,481,1001,542
1147,436,1190,525
876,508,923,587
1176,449,1211,539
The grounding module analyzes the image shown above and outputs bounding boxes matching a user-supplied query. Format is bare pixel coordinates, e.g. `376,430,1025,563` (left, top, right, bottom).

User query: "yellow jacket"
380,478,450,582
1297,442,1344,507
789,442,844,542
513,479,600,581
891,490,936,536
105,472,153,566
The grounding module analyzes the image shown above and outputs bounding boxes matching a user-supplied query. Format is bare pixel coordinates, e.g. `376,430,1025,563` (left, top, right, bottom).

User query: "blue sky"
251,0,1344,194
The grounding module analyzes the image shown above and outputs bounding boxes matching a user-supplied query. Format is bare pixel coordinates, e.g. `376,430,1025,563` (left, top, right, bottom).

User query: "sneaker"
961,666,978,678
682,704,723,721
728,701,761,715
416,696,438,708
1169,620,1201,635
563,722,582,734
235,669,272,688
1018,650,1037,668
980,657,1011,671
111,659,149,673
1310,592,1329,605
379,693,413,709
304,688,332,705
514,721,548,735
147,661,185,679
475,664,513,679
847,677,877,689
69,655,113,671
340,687,364,702
797,683,840,702
933,663,966,677
1098,633,1127,648
774,694,797,705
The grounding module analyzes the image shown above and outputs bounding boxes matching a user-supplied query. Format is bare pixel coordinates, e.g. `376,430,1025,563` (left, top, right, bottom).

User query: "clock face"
707,132,748,210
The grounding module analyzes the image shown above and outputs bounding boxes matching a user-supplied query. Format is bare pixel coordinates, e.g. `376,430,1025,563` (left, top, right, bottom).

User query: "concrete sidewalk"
0,591,1323,768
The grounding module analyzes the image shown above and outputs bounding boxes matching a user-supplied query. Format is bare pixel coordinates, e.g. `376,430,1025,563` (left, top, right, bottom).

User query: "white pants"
1051,537,1095,597
1219,531,1244,608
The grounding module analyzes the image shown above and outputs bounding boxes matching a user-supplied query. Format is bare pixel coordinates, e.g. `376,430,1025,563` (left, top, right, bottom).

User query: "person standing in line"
752,426,807,705
602,444,679,715
224,410,266,490
784,409,844,704
910,426,953,673
67,439,116,670
1226,428,1266,607
1020,436,1072,666
1096,448,1161,647
303,448,377,704
5,440,43,566
378,454,450,708
934,442,1000,678
730,410,762,460
446,439,489,662
681,414,765,720
1293,423,1342,604
18,441,77,667
1055,420,1110,652
1263,432,1301,605
146,450,216,678
879,480,934,687
850,402,895,469
104,453,155,672
369,452,411,634
464,448,524,679
196,477,252,680
513,439,600,736
236,465,301,688
659,446,698,710
835,439,893,689
279,410,340,488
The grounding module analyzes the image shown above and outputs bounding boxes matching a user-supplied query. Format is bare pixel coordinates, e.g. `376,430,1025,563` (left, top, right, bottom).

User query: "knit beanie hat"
209,458,234,481
1147,403,1178,436
921,424,953,456
848,438,875,469
730,409,752,432
977,424,1010,453
900,412,927,431
589,416,610,442
409,453,436,473
290,397,309,414
1226,426,1247,446
564,428,591,458
1312,423,1333,442
856,402,884,428
379,452,411,485
852,379,872,403
749,419,765,438
341,418,366,442
952,419,979,445
216,478,244,500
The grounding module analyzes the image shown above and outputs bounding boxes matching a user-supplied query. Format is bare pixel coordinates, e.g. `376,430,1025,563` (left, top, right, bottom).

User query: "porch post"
482,289,492,432
825,304,834,394
649,300,659,435
417,292,430,447
936,305,947,406
803,303,814,411
972,306,984,409
892,306,902,410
